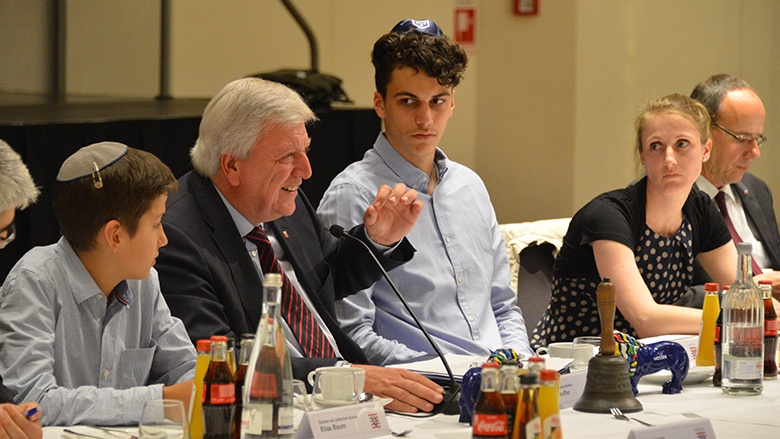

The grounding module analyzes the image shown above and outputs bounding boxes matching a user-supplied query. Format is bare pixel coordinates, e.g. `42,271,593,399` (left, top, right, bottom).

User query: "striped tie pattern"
715,191,762,275
246,226,336,358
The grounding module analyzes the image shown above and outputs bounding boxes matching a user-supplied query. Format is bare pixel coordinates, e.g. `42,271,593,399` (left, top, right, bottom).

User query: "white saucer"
310,396,394,408
312,395,357,407
639,366,714,385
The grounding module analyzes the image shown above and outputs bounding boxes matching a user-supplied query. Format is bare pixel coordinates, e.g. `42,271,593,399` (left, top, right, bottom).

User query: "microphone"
329,224,461,415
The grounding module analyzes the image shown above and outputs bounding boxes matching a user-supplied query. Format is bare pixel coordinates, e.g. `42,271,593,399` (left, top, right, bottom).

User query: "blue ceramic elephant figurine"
613,332,690,396
458,348,520,425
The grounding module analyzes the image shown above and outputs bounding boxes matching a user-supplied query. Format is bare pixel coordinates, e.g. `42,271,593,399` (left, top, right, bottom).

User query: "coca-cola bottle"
472,363,507,439
203,336,237,439
499,362,519,439
242,274,294,438
759,280,778,379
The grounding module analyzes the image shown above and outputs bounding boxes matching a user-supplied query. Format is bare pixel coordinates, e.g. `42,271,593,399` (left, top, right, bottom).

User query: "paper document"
387,354,573,380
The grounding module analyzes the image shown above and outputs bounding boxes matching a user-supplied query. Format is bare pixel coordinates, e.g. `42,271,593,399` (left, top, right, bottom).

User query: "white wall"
573,0,779,214
1,0,778,225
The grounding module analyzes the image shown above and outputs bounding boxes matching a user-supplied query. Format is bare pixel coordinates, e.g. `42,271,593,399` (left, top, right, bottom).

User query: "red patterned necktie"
246,226,336,358
715,191,762,275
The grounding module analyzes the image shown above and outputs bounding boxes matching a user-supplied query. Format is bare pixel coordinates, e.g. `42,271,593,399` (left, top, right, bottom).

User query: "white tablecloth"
382,378,780,439
44,378,780,439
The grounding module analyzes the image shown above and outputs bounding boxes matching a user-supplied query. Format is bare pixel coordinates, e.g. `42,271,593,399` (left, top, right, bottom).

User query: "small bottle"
513,374,541,439
190,339,212,439
713,286,726,387
526,355,545,378
722,243,764,396
696,282,720,366
227,337,238,374
203,336,237,439
759,280,778,380
537,370,561,439
235,333,255,437
472,363,507,439
242,274,294,439
499,362,519,439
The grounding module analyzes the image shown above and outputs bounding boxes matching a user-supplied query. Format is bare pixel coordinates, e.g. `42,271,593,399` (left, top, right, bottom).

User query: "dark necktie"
246,226,336,358
715,191,762,275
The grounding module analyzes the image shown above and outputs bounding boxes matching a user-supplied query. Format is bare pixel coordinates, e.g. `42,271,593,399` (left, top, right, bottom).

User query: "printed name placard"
295,402,390,439
627,418,716,439
558,369,587,409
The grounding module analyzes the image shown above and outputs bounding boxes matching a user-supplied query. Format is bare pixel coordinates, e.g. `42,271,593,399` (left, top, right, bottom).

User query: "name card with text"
627,418,716,439
558,369,587,409
295,402,390,439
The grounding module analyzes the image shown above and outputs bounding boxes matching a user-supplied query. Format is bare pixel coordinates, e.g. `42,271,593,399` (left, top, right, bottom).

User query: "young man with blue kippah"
0,142,196,426
318,20,534,365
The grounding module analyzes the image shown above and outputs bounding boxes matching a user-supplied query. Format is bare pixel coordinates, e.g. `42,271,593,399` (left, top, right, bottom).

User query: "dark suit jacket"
0,376,14,404
155,171,414,380
735,173,780,268
677,173,780,308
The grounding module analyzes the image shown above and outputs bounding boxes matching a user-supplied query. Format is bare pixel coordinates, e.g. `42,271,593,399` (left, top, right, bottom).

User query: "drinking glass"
292,379,311,412
139,399,188,439
570,336,601,371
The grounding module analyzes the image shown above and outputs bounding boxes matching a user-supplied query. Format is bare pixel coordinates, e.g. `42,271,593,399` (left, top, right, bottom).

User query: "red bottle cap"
704,282,720,292
210,335,228,342
197,339,212,351
539,369,558,382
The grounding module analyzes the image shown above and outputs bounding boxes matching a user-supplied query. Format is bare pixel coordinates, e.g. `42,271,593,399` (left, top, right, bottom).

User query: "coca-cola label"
208,383,236,404
714,326,721,343
472,413,507,436
765,319,778,337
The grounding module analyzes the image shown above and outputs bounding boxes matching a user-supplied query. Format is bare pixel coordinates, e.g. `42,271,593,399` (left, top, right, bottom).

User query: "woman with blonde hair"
532,94,736,347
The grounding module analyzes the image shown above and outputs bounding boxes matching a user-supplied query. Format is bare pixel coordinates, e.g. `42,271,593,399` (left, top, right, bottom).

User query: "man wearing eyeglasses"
688,74,780,299
0,139,43,438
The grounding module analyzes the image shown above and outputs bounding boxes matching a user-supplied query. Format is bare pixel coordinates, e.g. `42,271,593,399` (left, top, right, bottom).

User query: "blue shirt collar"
374,133,449,192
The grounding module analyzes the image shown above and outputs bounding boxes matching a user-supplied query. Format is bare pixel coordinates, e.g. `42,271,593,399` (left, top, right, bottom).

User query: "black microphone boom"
328,224,460,414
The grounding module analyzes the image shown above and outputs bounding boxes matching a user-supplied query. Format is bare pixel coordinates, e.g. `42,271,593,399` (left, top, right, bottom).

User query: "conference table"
381,377,780,438
43,377,779,439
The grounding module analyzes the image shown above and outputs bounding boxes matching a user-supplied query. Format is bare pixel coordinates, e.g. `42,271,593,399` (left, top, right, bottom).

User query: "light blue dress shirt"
0,238,196,426
318,134,533,365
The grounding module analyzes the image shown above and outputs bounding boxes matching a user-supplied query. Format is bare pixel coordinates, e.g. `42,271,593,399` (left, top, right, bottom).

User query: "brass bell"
573,278,642,413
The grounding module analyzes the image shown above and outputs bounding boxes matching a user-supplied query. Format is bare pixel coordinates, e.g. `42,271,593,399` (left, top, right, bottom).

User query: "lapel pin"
283,230,289,239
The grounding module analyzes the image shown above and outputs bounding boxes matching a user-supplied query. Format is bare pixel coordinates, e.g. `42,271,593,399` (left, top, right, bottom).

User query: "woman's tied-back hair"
372,30,468,98
635,93,711,158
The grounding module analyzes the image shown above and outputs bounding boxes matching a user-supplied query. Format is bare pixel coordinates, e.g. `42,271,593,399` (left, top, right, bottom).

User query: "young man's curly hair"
372,30,468,97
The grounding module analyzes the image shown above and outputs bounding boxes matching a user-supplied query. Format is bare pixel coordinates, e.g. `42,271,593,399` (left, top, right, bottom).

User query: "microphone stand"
329,225,461,415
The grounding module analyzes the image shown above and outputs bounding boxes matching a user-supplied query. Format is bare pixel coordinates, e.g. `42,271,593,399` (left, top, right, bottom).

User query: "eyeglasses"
713,122,767,147
0,222,16,249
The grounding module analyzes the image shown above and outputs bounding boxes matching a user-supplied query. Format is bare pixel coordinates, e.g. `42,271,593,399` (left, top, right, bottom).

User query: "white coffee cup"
307,367,366,404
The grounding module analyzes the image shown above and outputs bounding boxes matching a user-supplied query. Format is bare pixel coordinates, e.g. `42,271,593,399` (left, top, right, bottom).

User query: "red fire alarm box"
454,7,475,46
514,0,539,16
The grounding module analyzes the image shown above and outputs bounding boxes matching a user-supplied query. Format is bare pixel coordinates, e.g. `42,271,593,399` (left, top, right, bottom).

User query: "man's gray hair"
190,78,317,177
0,139,39,212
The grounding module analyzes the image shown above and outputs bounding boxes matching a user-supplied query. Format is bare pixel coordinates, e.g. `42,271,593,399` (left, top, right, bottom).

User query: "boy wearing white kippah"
0,142,196,426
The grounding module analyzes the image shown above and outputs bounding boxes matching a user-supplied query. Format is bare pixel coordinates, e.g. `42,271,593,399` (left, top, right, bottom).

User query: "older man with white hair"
0,139,42,438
